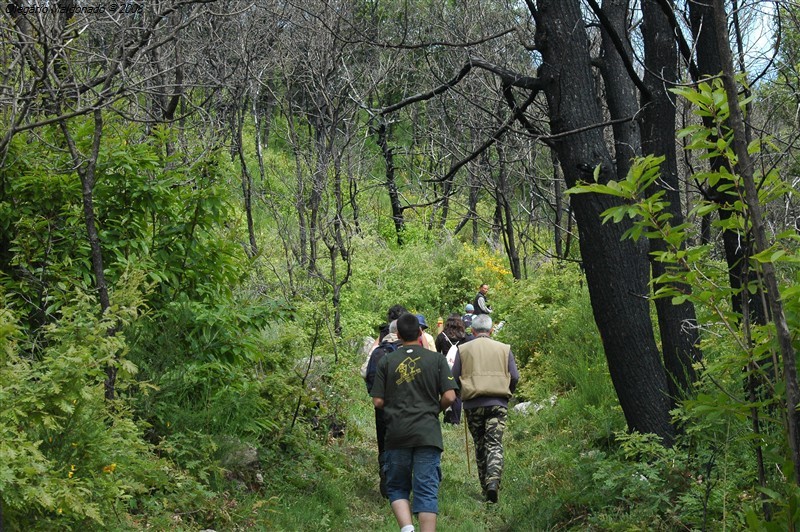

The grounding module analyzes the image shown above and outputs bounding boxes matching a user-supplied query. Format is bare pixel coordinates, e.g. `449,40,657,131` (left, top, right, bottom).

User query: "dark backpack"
365,341,399,392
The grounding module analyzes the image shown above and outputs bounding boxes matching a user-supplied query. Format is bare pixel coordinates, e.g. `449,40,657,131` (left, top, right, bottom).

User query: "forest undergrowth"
268,390,537,532
1,231,789,530
5,2,800,530
261,256,789,531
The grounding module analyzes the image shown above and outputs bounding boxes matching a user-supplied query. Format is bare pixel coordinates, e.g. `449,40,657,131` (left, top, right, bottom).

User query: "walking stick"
464,416,471,475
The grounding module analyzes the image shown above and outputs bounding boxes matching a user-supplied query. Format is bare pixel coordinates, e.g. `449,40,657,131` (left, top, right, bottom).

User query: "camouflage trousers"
466,405,508,491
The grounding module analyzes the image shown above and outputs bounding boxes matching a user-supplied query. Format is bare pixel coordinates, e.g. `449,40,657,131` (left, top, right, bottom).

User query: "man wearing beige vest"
451,314,519,504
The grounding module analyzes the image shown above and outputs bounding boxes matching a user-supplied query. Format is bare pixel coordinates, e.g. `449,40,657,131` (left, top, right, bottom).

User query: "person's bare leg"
418,512,437,532
390,499,413,528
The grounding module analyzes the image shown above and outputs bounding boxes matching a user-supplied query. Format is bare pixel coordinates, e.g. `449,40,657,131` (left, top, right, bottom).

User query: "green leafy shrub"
0,280,216,530
127,292,300,459
1,121,246,335
340,234,512,342
498,263,609,404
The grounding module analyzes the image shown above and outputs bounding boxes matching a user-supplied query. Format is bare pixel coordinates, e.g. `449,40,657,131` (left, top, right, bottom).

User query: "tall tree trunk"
376,121,405,245
471,156,482,245
329,154,352,337
453,164,480,242
439,177,452,230
295,152,309,268
254,84,273,186
495,141,521,279
641,0,700,402
308,131,326,272
689,0,766,326
711,0,800,487
60,110,117,400
597,0,641,178
347,150,362,234
236,100,258,258
535,0,673,443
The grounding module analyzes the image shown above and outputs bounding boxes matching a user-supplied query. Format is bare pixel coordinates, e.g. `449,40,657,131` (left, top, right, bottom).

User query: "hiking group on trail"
362,284,519,532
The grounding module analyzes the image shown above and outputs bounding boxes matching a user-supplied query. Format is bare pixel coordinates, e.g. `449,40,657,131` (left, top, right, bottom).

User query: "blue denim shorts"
384,446,442,514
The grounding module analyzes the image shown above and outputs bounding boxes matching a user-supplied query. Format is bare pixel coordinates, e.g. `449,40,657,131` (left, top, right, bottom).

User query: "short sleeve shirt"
370,344,458,451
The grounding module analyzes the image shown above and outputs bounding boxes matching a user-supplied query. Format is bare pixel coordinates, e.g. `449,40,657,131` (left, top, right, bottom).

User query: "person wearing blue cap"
462,304,475,331
416,314,436,351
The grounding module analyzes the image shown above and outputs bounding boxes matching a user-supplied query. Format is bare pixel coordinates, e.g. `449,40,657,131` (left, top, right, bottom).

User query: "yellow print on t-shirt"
395,356,421,385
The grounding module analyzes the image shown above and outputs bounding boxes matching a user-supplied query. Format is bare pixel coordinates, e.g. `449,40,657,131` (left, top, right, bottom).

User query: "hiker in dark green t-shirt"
371,313,458,532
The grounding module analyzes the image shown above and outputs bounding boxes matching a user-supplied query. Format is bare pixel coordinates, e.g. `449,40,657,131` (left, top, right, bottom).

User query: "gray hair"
389,320,398,334
471,314,492,333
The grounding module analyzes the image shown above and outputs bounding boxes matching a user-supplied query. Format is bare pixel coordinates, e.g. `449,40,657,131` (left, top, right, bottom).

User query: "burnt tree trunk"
597,0,641,178
60,110,117,400
376,121,405,245
236,98,258,258
535,0,674,443
641,0,700,401
495,141,521,279
689,0,766,326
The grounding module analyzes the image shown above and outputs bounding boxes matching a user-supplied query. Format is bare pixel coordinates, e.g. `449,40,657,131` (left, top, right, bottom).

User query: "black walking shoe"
486,481,498,503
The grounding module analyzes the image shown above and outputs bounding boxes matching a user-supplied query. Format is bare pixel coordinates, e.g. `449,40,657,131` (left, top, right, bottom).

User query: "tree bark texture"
689,0,766,326
535,0,673,442
641,0,700,401
60,110,117,400
597,0,641,178
376,121,405,245
711,0,800,486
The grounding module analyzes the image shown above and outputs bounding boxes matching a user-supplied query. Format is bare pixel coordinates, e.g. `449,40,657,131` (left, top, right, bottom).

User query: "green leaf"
751,247,784,263
671,295,688,305
771,249,786,262
693,203,718,217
